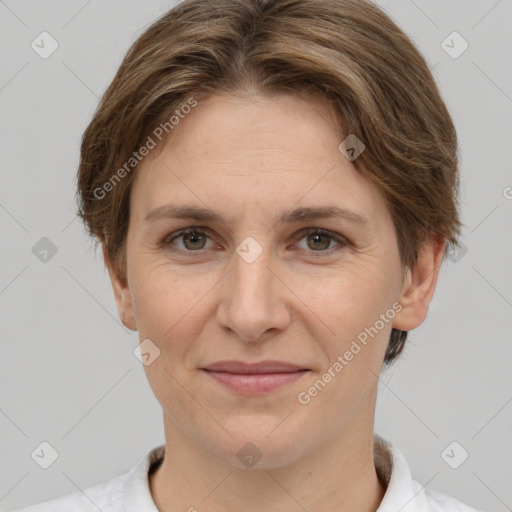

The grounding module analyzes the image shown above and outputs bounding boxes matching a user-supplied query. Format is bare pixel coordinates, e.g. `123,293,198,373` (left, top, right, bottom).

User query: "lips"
201,360,309,394
202,360,307,374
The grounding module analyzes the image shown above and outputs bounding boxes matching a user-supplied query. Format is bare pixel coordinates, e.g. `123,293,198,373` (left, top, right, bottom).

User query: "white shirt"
10,436,482,512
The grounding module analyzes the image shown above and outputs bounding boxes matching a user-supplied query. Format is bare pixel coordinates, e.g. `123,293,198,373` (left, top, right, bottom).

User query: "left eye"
163,227,347,256
294,228,346,253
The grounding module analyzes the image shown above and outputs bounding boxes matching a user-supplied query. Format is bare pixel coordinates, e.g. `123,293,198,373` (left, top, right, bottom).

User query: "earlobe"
392,238,446,332
103,245,138,331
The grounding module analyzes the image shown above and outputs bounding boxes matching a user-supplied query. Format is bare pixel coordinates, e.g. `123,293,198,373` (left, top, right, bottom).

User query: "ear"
392,237,446,331
103,245,138,331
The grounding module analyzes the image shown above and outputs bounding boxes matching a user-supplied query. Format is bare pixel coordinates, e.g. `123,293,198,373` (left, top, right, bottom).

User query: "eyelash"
161,227,349,258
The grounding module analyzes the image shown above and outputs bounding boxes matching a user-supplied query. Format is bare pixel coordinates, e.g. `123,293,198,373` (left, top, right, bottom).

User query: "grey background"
1,0,511,510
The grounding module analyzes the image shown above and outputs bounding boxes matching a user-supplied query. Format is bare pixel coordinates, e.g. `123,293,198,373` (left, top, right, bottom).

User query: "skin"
105,92,445,512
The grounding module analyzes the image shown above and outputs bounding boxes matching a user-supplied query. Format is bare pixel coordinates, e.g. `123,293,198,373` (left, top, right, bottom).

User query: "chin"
206,417,310,470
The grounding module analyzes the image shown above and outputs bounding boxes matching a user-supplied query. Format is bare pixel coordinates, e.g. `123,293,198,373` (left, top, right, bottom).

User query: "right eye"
162,227,217,254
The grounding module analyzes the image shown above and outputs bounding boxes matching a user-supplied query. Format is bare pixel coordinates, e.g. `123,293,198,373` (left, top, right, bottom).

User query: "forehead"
131,93,388,227
153,93,343,172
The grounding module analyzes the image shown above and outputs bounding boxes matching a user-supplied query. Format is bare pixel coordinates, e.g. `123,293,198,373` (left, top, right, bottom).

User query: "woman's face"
110,92,429,468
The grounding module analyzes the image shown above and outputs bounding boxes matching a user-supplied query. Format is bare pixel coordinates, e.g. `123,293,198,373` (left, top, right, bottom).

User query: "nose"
216,241,291,343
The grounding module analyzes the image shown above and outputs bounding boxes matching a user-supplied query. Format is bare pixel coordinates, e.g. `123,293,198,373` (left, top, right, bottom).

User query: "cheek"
134,269,206,408
130,262,218,352
301,264,398,379
300,261,394,325
299,270,395,415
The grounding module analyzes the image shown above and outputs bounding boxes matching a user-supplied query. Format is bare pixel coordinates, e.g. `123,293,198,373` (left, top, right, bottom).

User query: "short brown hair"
76,0,462,364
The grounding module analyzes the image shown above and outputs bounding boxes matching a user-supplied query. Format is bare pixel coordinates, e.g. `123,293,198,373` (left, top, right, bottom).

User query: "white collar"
121,444,164,511
119,436,479,512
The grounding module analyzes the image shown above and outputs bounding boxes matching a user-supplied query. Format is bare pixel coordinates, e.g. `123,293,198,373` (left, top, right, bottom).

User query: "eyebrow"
144,204,369,227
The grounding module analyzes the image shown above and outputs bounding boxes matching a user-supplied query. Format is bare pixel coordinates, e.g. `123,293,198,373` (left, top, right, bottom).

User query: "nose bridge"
217,236,289,341
234,244,271,302
231,241,275,314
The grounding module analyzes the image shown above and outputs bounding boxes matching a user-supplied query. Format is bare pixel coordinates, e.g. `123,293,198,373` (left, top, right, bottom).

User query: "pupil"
309,233,329,250
186,232,204,249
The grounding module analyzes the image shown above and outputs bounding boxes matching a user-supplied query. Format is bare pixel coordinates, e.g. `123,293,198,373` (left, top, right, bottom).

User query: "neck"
149,415,386,512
